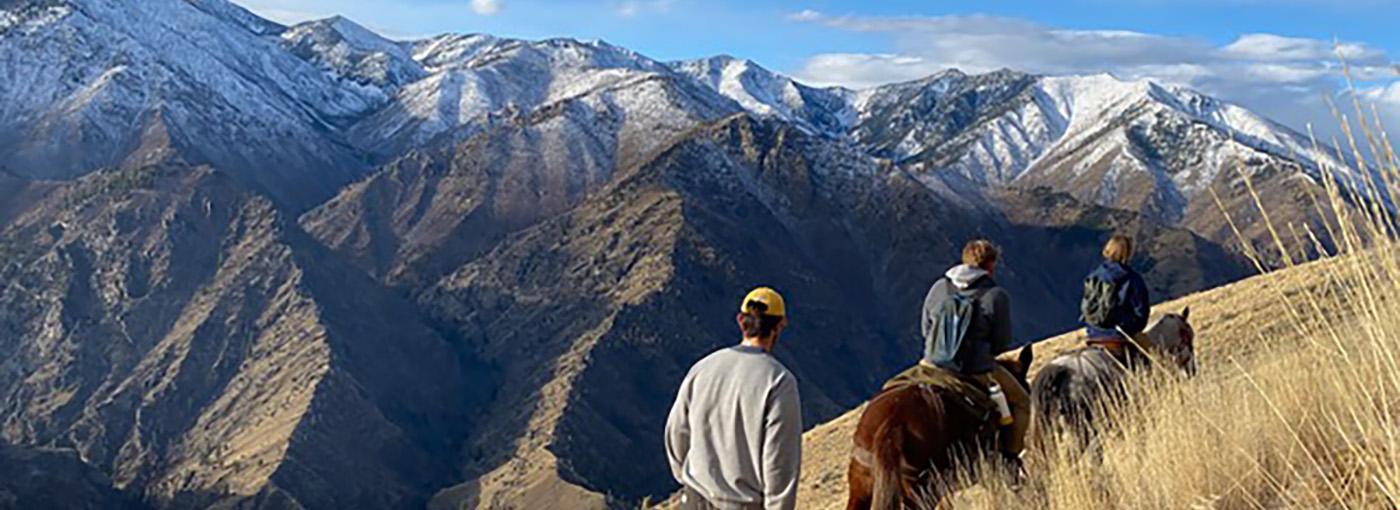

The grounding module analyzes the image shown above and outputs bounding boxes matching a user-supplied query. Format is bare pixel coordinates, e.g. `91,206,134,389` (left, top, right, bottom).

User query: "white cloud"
238,2,327,25
1244,63,1330,84
471,0,503,16
794,54,932,89
616,0,675,18
788,13,1400,136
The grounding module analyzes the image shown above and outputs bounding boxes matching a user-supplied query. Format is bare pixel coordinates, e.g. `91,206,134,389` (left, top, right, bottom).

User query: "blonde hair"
1103,234,1134,264
962,240,1000,270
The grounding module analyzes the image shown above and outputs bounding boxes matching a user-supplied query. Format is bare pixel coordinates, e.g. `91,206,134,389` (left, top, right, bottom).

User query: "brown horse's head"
1144,307,1196,375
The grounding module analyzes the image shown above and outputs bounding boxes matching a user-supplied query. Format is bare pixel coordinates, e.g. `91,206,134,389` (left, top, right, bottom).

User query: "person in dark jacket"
921,240,1029,459
1083,234,1152,347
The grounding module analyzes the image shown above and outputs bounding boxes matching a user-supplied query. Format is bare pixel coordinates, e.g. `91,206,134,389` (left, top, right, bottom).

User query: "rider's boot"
1002,451,1025,490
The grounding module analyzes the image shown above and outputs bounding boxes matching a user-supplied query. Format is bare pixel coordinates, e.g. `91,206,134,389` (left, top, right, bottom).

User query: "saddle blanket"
881,362,998,421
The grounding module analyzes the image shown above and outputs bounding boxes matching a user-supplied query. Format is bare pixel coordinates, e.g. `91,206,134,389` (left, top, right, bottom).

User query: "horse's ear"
1181,306,1191,322
1016,345,1034,374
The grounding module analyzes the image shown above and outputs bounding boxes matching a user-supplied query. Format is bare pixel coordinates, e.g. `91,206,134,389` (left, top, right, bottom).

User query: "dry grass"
942,66,1400,510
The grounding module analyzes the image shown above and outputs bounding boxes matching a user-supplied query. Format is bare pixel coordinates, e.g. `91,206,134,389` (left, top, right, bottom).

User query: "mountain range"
0,0,1360,508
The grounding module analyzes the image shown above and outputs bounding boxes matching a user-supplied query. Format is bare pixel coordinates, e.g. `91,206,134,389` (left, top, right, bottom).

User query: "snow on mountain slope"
410,33,506,71
887,71,1357,227
184,0,283,35
348,37,739,158
0,0,381,207
280,15,426,92
0,0,1356,240
671,55,853,133
0,0,749,208
683,63,1354,228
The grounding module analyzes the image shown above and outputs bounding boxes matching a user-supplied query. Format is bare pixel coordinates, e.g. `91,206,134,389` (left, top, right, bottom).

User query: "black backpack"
928,280,987,369
1080,265,1124,328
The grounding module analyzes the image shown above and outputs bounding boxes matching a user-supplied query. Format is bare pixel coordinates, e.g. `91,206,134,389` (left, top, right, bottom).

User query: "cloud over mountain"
471,0,503,16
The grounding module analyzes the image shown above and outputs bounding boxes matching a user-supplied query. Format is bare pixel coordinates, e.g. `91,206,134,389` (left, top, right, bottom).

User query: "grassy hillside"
793,252,1377,509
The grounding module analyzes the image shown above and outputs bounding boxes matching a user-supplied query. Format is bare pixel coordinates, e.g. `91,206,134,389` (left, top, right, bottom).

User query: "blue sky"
242,0,1400,134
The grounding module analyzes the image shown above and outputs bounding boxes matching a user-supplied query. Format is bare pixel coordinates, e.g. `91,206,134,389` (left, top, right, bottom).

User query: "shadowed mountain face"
0,443,139,509
0,164,490,509
300,79,735,289
0,170,57,227
387,115,1252,506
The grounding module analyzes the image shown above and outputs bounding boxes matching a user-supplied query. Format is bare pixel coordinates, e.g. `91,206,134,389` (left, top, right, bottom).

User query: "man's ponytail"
740,300,784,339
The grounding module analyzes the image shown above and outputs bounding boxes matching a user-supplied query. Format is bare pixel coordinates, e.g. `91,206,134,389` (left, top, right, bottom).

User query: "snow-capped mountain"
0,0,737,209
0,0,382,207
674,60,1354,229
346,36,737,158
671,55,854,134
881,71,1353,226
279,16,426,93
3,0,1346,229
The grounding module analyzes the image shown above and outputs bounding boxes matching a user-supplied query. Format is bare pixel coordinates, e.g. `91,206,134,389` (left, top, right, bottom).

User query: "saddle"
1085,337,1152,369
881,362,999,425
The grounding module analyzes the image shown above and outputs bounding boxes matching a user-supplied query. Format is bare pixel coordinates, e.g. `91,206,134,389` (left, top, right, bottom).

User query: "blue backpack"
928,279,988,369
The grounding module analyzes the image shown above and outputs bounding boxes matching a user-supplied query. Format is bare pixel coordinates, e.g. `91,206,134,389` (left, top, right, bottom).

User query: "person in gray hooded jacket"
920,239,1029,459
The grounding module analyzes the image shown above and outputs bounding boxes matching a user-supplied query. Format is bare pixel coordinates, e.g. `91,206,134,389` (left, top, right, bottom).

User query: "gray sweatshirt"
665,345,802,510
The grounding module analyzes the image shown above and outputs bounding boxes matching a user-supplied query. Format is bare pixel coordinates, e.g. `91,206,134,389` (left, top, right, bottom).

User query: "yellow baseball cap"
740,287,786,317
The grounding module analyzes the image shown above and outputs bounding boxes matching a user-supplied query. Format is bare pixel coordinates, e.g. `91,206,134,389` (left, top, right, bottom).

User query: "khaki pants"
973,365,1030,456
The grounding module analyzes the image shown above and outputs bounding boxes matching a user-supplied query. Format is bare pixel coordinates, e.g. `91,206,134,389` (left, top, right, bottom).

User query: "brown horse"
845,349,1033,510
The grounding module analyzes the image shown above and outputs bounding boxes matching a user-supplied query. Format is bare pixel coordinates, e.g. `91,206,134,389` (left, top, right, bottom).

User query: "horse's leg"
846,459,873,510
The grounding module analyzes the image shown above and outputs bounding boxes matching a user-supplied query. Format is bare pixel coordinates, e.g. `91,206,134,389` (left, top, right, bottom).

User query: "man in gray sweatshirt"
665,287,802,510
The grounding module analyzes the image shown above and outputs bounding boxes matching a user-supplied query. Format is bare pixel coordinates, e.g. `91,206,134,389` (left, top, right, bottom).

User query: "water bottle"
988,384,1014,426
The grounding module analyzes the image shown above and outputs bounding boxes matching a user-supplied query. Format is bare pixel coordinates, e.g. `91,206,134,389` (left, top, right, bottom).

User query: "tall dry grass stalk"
940,67,1400,509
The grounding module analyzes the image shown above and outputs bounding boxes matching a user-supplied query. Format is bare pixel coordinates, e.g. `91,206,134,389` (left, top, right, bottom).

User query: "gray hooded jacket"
921,264,1013,374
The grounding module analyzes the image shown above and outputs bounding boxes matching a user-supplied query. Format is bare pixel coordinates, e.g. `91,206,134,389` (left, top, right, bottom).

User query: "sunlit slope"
792,256,1351,509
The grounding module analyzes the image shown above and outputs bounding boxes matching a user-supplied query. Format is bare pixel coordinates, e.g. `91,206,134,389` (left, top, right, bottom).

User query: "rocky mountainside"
301,76,736,288
0,169,57,227
0,163,489,509
0,0,741,211
0,443,138,509
0,0,379,208
346,35,738,160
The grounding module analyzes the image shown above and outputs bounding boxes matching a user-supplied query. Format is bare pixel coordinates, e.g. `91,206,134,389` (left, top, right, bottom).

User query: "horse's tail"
1031,362,1083,450
869,412,905,510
